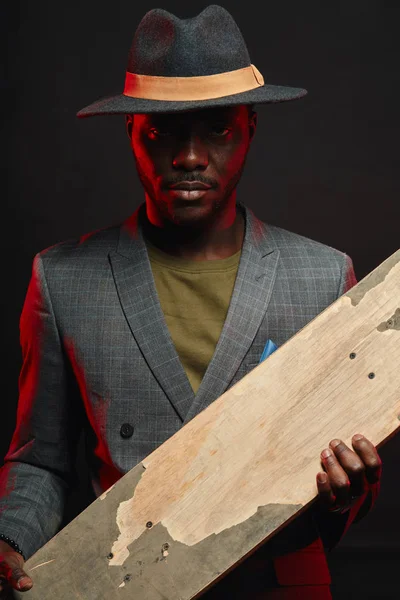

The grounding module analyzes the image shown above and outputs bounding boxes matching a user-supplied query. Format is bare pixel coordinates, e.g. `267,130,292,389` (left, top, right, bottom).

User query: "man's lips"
167,181,213,202
168,188,211,201
168,181,212,190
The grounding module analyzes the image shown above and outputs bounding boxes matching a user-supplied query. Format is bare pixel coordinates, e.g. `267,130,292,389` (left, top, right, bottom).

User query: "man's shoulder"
254,213,348,267
245,206,353,290
36,221,122,269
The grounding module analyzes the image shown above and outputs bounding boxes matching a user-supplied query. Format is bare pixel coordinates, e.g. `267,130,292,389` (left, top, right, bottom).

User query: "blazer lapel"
183,204,280,424
108,205,195,422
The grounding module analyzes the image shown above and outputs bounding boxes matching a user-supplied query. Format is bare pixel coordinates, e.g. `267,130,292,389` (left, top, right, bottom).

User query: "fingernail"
329,439,341,448
17,577,31,590
353,434,364,441
317,472,327,483
321,448,332,458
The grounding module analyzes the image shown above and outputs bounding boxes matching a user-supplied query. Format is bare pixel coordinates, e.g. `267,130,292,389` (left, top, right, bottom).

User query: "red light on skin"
127,105,256,231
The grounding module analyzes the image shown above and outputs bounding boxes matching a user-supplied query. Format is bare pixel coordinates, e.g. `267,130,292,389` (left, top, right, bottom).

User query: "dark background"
2,0,400,597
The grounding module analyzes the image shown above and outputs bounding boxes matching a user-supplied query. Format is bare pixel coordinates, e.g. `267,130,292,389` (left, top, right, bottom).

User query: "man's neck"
141,198,245,261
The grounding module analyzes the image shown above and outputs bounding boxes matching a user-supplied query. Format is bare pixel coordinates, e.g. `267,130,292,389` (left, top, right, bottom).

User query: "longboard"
15,249,400,599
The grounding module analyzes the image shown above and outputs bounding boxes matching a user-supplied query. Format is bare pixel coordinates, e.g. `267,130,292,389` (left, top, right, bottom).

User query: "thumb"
9,567,33,592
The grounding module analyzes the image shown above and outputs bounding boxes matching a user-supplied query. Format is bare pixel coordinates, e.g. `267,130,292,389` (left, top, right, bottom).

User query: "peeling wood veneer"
346,250,400,306
377,308,400,332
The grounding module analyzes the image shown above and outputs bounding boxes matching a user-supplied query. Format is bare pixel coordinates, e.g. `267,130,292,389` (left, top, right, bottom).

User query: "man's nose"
172,135,209,171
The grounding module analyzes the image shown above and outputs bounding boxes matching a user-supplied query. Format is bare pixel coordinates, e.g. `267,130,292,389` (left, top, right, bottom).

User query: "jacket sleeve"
0,253,84,560
338,253,358,296
313,252,380,550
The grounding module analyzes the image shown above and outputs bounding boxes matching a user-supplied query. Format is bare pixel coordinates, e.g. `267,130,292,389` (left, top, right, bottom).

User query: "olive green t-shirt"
145,240,241,394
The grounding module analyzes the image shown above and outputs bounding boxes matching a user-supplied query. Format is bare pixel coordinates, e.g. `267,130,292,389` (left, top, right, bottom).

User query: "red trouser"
204,538,332,599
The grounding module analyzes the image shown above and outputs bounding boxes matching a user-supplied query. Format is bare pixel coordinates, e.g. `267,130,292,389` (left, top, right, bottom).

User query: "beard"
133,151,249,229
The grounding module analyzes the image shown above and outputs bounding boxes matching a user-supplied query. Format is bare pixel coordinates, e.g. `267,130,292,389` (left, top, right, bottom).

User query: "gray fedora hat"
77,4,307,117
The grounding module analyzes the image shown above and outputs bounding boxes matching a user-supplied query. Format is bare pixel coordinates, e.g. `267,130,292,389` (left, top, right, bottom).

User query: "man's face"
126,105,257,226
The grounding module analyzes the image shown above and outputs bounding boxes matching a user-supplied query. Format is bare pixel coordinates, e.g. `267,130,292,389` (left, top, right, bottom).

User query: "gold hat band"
123,64,264,101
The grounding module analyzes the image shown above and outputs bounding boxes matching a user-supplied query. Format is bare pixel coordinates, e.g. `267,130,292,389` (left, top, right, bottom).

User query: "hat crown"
127,5,251,77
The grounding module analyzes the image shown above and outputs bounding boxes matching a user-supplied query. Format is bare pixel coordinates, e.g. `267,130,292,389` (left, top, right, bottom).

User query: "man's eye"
148,128,171,139
211,125,230,137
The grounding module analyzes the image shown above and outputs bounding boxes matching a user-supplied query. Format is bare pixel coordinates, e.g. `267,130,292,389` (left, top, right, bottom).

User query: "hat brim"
76,84,307,117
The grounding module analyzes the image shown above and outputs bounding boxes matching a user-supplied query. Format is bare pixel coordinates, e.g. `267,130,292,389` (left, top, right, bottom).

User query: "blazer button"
120,423,134,439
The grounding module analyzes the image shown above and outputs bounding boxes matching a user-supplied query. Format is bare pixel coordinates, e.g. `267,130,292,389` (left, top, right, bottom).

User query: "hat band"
123,64,264,101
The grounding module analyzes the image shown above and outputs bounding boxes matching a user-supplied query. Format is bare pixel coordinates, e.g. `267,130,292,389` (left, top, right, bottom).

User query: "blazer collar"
182,202,280,422
109,202,280,423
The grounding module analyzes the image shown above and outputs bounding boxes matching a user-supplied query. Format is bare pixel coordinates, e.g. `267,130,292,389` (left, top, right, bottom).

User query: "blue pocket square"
259,339,278,363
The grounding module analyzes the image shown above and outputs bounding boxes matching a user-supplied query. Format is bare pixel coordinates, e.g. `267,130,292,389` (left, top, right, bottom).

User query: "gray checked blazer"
0,202,359,584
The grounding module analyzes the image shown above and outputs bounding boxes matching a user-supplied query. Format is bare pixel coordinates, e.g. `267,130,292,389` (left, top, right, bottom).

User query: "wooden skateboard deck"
15,249,400,599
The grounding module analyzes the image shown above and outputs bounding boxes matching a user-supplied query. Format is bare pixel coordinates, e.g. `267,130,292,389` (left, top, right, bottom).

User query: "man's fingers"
328,438,366,497
9,568,33,591
316,472,336,509
320,447,351,507
351,434,382,484
318,435,382,512
0,557,33,593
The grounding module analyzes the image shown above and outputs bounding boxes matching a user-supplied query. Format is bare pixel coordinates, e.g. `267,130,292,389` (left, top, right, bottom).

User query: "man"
0,5,381,599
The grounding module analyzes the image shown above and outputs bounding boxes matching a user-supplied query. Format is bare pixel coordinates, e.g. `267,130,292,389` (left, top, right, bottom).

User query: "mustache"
164,174,217,188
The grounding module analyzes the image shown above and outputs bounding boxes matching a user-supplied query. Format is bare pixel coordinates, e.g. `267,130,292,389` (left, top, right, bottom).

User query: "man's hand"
0,541,32,597
316,434,382,513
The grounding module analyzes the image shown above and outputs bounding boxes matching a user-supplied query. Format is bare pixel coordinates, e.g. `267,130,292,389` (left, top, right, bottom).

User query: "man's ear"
126,114,133,140
249,110,257,142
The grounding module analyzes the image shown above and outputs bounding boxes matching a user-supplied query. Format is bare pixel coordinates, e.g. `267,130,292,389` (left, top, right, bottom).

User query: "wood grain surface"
14,249,400,600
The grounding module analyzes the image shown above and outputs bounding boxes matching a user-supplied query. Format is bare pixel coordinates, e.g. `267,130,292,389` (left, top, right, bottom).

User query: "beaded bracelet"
0,534,26,560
